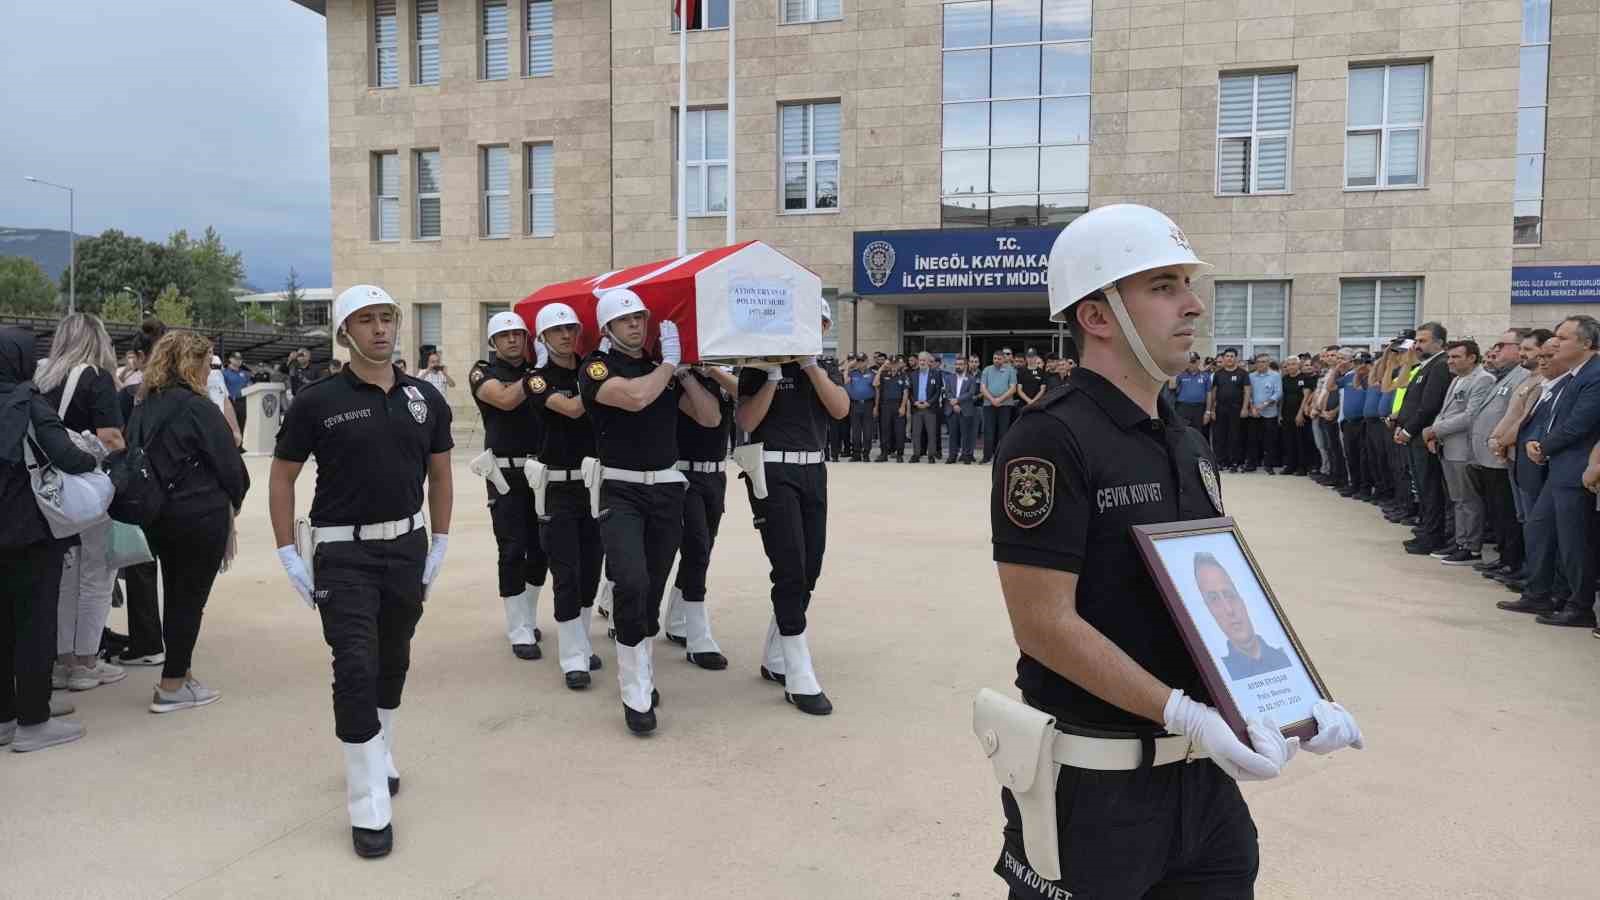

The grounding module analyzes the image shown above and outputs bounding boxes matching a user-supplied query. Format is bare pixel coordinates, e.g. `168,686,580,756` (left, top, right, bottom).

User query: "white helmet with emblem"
595,288,647,332
332,284,400,335
486,311,528,343
1046,204,1210,382
535,302,581,338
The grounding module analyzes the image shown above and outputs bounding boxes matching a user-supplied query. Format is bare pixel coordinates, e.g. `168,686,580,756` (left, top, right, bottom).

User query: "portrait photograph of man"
1193,551,1292,680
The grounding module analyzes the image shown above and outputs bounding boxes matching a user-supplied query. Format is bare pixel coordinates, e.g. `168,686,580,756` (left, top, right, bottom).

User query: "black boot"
352,824,393,859
760,665,786,686
565,670,591,690
786,691,834,716
512,643,542,660
589,654,603,671
624,705,657,735
687,650,728,670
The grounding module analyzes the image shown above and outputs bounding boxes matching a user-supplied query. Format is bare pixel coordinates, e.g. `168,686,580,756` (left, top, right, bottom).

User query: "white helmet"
535,302,581,338
820,297,833,324
1047,204,1210,382
595,288,647,332
486,311,528,343
333,284,400,334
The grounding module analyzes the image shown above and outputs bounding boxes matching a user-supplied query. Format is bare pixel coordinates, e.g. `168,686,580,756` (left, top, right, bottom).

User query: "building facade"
295,0,1596,412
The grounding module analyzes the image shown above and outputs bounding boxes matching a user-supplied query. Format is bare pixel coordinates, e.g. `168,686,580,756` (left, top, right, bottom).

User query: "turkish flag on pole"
674,0,697,27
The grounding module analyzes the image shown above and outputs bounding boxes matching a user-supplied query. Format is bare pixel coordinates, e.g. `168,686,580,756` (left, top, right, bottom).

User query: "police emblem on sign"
1003,457,1055,529
862,240,895,288
402,385,429,425
1198,458,1224,514
586,360,609,381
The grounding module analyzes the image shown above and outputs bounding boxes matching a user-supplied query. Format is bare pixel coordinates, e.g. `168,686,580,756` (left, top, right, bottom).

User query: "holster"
469,449,510,495
294,517,316,590
580,457,606,520
974,688,1061,882
523,459,551,522
732,442,769,500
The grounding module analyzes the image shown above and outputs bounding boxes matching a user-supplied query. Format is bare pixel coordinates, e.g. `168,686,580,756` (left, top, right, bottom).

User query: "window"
526,143,555,236
1213,282,1289,360
1338,279,1419,347
782,0,842,24
941,0,1091,228
373,0,398,87
781,102,841,212
373,152,400,241
1515,0,1551,245
526,0,554,76
481,146,510,237
1345,63,1427,188
482,0,509,80
673,0,729,30
1217,72,1293,195
415,149,441,239
674,108,729,216
481,303,509,341
415,0,440,85
416,303,443,352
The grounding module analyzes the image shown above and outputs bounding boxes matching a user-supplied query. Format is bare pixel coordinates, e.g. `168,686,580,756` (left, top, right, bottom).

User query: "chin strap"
602,324,643,355
342,331,392,367
1103,286,1177,384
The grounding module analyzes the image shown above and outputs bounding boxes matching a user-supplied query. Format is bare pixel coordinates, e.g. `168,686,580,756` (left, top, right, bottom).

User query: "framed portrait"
1132,517,1331,743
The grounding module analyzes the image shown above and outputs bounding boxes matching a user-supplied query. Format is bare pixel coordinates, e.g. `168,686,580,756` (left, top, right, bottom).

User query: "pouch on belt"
732,442,769,500
974,688,1061,881
469,449,510,495
580,457,605,520
523,459,551,522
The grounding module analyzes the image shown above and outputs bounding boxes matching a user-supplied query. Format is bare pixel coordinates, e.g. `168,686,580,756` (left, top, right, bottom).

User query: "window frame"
780,101,842,215
1337,277,1422,347
414,149,442,241
480,145,511,238
372,151,401,242
1514,1,1552,247
1212,280,1291,360
415,303,444,354
673,107,730,218
779,0,843,26
482,0,510,81
672,0,730,32
1215,71,1295,196
525,0,554,77
1344,63,1429,191
414,0,441,86
372,0,399,88
525,142,556,237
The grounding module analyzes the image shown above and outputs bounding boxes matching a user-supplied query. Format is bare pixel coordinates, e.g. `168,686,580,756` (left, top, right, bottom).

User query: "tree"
152,283,192,326
98,292,141,324
280,267,304,327
68,229,157,313
244,304,275,326
63,226,248,318
0,256,59,315
189,226,244,325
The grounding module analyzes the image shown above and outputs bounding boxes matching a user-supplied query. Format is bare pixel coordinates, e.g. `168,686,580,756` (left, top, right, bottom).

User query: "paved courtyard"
2,454,1594,899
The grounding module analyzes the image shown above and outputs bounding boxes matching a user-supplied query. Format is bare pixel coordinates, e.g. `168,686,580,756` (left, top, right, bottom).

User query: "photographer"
420,351,455,395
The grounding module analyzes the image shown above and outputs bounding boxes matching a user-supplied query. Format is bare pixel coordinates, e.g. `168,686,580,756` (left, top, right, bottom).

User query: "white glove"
765,366,784,382
1303,700,1365,755
658,320,681,366
534,338,548,368
276,545,315,610
800,355,819,370
422,533,449,586
1163,689,1297,782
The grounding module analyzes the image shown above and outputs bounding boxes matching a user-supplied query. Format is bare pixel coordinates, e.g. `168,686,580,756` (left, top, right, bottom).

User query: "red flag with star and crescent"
675,0,697,28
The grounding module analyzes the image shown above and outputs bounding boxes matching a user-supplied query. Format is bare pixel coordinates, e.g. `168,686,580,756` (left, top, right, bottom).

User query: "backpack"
106,400,173,527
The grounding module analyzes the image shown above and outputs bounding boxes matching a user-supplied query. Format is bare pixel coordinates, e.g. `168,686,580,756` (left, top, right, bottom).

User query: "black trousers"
1411,441,1450,542
313,528,426,744
231,397,247,433
983,404,1013,460
878,406,905,459
0,541,65,727
673,470,726,605
828,416,848,460
848,400,874,458
1550,485,1598,613
1364,419,1392,496
1211,412,1243,467
1340,420,1367,491
1277,417,1306,473
1471,465,1522,568
949,412,979,461
744,462,827,636
144,498,231,681
997,759,1257,899
123,559,163,656
597,480,684,646
540,481,603,623
488,470,548,598
1391,434,1415,510
1243,417,1279,469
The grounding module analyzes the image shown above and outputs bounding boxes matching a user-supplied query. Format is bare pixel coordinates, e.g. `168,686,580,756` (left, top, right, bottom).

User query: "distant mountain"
0,227,85,280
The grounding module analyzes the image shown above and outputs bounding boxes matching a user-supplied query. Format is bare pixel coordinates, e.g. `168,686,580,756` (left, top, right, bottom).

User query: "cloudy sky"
0,0,331,289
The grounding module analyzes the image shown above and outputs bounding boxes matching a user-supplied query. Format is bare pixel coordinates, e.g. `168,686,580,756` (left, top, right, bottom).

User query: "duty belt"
1049,732,1207,770
494,456,532,469
762,450,824,465
675,460,728,473
544,468,582,483
312,510,426,545
601,466,687,485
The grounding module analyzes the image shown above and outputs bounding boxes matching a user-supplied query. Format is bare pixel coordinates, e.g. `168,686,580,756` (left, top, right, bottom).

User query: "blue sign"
853,226,1063,296
1511,265,1600,304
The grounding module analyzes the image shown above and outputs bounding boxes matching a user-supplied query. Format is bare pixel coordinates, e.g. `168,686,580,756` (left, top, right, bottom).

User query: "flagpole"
677,2,689,258
726,0,736,245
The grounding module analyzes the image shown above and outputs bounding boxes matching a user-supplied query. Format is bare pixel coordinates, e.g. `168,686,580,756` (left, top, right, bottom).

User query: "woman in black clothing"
133,330,250,713
116,318,168,667
0,327,100,752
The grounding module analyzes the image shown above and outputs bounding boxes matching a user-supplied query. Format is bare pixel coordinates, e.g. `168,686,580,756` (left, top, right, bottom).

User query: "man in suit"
1498,339,1572,613
1468,330,1533,576
1396,323,1454,555
1523,315,1600,627
907,351,946,463
945,355,981,464
1423,341,1496,565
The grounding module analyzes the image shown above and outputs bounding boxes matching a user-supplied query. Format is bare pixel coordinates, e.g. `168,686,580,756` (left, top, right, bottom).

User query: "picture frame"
1132,517,1332,744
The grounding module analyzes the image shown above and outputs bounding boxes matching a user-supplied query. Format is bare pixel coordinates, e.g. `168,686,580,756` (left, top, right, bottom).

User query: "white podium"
241,383,287,456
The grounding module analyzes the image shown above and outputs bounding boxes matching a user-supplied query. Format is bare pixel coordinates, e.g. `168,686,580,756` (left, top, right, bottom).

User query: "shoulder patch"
586,360,609,381
527,374,547,394
470,366,486,385
1003,457,1055,529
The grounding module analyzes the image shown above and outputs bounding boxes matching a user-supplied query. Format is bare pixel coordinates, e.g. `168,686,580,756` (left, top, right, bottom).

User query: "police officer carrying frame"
579,288,721,734
524,302,605,690
661,364,738,670
468,312,550,661
983,205,1364,898
270,285,454,859
735,300,851,716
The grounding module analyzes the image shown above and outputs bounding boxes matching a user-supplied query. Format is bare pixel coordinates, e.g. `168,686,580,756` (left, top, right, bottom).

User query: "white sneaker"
12,717,85,753
49,696,75,717
67,661,127,692
149,678,221,714
51,662,67,690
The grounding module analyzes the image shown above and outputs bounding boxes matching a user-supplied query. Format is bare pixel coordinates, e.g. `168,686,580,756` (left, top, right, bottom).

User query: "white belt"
762,450,824,465
602,467,687,485
545,468,582,482
312,511,426,545
675,460,727,473
495,456,531,469
1051,732,1206,771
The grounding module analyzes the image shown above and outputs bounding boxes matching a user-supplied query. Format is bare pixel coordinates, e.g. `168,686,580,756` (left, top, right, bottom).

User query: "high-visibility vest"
1392,362,1422,414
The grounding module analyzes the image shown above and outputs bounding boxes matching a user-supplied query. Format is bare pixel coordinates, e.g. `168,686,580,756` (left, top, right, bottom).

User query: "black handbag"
106,402,173,527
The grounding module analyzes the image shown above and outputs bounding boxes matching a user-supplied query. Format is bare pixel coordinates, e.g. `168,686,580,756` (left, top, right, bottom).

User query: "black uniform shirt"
469,355,543,456
577,349,678,470
1212,367,1249,411
677,370,732,462
1043,371,1064,391
991,367,1220,731
1018,366,1045,401
1281,373,1316,421
43,367,122,433
524,360,595,470
878,371,908,405
738,363,827,452
274,365,454,526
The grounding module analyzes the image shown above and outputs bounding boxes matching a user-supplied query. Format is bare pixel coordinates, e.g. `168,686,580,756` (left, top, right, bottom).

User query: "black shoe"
945,457,958,464
1265,468,1277,476
1337,487,1359,497
352,824,393,858
686,650,728,670
874,457,887,463
1502,580,1526,593
785,691,833,716
512,643,542,660
1440,549,1482,566
963,458,974,465
624,705,657,735
1536,605,1599,628
1472,558,1505,572
1429,546,1457,559
1497,595,1555,615
565,670,591,690
926,457,936,464
1400,515,1419,527
760,665,786,686
589,654,602,671
1404,539,1447,555
389,777,399,797
1241,466,1257,473
665,632,687,647
909,455,922,463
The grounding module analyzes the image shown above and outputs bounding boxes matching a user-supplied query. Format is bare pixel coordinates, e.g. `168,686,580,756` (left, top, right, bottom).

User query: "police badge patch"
469,366,485,386
402,384,429,425
527,374,547,394
586,360,609,381
1003,457,1055,529
1197,458,1224,514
